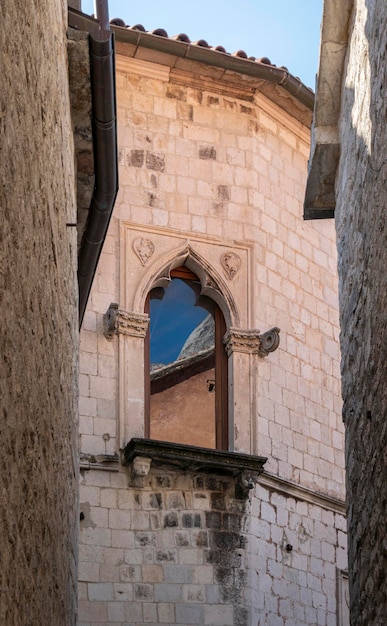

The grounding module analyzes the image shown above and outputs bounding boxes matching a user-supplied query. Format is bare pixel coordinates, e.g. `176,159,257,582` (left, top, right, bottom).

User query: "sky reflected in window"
150,278,214,365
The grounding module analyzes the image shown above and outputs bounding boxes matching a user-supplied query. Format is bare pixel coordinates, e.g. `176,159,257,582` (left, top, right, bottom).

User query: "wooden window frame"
144,266,228,450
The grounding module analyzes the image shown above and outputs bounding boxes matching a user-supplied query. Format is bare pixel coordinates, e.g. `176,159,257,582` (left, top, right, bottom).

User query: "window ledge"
122,438,267,477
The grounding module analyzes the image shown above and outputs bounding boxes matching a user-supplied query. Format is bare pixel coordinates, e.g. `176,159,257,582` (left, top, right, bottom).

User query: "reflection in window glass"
149,277,216,448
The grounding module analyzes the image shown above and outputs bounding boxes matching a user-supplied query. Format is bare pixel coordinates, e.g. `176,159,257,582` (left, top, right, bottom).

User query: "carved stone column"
224,327,280,454
104,304,149,448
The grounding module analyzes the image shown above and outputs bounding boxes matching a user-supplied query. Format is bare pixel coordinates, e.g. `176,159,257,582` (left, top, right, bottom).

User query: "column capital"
104,303,149,339
224,326,280,357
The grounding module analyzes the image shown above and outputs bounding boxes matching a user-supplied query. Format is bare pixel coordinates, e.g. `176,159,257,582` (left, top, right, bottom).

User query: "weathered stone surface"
335,1,387,623
79,466,250,625
78,464,347,626
0,2,78,624
79,29,348,624
67,28,94,250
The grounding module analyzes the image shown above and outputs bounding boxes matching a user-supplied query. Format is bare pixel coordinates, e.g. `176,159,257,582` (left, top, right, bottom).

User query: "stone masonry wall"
80,57,344,497
0,2,78,624
249,484,347,626
81,55,344,498
79,467,249,626
79,51,347,624
335,1,387,623
79,467,347,626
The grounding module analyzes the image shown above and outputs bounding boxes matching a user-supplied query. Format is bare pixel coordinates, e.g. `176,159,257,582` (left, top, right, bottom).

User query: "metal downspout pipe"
78,1,118,327
94,0,110,31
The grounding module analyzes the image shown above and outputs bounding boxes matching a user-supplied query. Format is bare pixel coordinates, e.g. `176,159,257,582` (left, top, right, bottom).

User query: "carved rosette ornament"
224,327,280,357
133,237,155,266
220,251,241,280
104,303,149,339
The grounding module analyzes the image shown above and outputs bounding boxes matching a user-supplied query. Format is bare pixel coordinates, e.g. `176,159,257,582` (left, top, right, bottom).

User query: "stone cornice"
122,438,267,478
259,471,346,516
116,56,170,82
80,453,120,472
104,303,149,339
78,452,346,515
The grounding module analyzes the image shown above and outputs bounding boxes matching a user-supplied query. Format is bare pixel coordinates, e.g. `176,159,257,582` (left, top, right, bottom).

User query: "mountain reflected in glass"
149,276,216,447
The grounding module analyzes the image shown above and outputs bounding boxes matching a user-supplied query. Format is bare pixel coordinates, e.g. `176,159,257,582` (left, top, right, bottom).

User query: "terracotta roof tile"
110,18,282,71
151,28,168,37
173,33,191,43
68,8,314,115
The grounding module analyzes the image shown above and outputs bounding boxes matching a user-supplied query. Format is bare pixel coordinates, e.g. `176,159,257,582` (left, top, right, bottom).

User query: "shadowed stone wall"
335,1,387,623
0,1,78,624
80,467,249,625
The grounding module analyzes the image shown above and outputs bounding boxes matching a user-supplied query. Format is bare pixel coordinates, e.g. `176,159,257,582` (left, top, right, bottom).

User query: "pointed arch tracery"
140,246,232,451
132,242,240,329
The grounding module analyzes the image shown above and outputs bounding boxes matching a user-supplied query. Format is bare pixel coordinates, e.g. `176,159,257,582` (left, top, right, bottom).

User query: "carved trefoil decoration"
224,327,280,356
221,251,241,280
133,237,155,266
104,303,149,339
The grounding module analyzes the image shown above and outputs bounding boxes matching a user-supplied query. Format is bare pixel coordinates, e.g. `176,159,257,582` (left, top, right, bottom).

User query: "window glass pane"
149,277,216,448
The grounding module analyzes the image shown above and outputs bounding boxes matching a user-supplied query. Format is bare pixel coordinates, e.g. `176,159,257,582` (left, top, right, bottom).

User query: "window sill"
122,438,267,478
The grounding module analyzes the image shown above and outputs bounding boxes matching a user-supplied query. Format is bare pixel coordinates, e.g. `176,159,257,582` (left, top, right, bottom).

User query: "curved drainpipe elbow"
78,30,118,328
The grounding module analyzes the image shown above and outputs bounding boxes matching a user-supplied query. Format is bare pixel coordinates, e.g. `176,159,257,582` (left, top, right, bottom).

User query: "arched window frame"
144,265,229,451
107,232,279,455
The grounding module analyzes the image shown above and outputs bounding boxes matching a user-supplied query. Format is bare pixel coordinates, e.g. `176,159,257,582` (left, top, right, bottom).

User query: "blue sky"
82,1,323,89
150,279,211,364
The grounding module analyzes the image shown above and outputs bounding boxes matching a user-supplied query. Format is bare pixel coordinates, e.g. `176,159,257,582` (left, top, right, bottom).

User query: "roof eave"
68,7,314,111
303,0,354,220
113,26,314,111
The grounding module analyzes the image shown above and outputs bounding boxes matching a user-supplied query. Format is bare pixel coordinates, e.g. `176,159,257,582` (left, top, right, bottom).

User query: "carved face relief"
133,238,155,266
221,252,241,280
130,456,152,487
132,456,151,477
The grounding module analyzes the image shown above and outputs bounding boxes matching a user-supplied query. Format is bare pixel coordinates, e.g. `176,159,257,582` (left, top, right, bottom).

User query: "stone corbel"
104,303,149,340
236,471,259,499
224,327,280,357
258,327,280,356
127,455,152,488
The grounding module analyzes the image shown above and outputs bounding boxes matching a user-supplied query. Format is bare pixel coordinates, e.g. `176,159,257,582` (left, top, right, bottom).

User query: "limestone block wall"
0,1,78,625
81,53,344,498
249,484,347,626
79,467,249,626
78,466,347,626
335,1,387,623
79,48,347,625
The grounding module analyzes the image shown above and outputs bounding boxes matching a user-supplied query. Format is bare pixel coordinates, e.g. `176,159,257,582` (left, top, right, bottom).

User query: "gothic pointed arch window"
145,266,228,450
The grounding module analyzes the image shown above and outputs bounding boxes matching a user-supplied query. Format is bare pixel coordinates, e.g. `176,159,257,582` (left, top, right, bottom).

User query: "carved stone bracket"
104,303,149,339
224,326,280,357
128,455,152,488
258,326,280,356
236,471,259,498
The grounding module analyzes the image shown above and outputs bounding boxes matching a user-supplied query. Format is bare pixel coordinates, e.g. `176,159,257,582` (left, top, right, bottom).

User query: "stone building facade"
78,16,348,626
1,1,79,624
305,1,387,623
